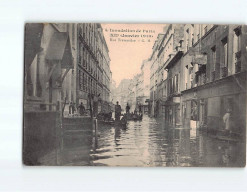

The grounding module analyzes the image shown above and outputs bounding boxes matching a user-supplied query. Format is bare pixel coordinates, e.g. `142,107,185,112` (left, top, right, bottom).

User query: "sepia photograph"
23,23,246,167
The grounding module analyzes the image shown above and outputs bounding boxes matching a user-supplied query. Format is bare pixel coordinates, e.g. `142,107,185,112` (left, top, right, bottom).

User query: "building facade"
150,24,184,118
24,23,74,113
180,24,247,135
76,23,111,116
148,24,246,135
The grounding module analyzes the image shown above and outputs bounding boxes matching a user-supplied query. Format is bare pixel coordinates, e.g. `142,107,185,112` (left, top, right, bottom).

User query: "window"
79,70,83,90
186,28,190,51
233,27,242,73
83,73,85,91
222,37,228,67
174,75,177,93
233,27,241,53
211,46,216,71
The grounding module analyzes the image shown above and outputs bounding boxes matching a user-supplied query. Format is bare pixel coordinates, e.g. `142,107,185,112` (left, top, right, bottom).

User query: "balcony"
235,61,241,73
221,66,228,78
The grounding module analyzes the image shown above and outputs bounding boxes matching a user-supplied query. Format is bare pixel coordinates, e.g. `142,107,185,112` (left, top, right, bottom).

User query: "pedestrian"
126,103,130,114
69,102,73,115
139,104,142,114
115,101,121,121
72,102,76,114
223,108,232,131
78,102,85,116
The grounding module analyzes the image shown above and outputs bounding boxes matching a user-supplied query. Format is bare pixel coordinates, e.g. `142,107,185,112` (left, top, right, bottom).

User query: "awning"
24,23,44,68
46,32,73,69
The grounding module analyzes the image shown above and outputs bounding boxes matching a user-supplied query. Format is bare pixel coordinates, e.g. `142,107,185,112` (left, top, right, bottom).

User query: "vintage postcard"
23,23,246,167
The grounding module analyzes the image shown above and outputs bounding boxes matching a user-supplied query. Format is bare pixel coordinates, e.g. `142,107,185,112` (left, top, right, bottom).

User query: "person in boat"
115,101,121,121
69,102,75,115
139,104,142,115
121,113,127,125
126,103,130,114
78,102,85,116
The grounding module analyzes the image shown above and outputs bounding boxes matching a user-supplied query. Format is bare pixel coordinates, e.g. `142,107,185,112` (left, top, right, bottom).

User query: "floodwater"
57,115,246,167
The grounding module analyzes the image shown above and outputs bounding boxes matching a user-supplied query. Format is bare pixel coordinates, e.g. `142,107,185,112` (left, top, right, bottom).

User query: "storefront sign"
192,54,207,64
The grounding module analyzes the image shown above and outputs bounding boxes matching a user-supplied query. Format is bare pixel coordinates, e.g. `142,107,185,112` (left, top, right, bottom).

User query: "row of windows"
79,69,99,95
168,74,179,95
184,26,242,90
78,23,98,55
78,43,103,82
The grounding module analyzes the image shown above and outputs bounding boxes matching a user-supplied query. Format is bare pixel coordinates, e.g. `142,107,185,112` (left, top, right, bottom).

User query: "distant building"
150,33,165,117
114,79,132,110
150,24,184,118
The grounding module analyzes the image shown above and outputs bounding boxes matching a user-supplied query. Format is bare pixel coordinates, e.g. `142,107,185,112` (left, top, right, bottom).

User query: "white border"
0,0,246,192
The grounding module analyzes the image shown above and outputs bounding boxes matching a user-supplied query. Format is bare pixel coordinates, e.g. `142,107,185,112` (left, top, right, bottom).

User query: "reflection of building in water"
178,129,191,166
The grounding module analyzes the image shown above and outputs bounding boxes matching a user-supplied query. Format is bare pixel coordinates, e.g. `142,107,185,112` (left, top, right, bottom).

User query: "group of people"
68,102,86,116
114,102,143,120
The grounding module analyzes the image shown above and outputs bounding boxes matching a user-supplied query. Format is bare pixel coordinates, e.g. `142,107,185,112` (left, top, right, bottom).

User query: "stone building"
180,24,247,135
24,23,74,113
140,59,151,114
76,23,111,116
150,33,165,117
115,79,132,111
149,24,184,118
23,23,75,164
97,24,111,113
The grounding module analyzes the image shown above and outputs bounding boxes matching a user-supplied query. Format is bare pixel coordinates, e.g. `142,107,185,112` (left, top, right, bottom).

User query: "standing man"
139,104,142,115
78,102,85,116
126,103,130,114
115,101,121,121
69,102,75,115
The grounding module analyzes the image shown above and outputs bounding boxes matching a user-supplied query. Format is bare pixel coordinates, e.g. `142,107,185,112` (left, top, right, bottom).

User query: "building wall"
76,23,111,115
25,23,75,113
180,24,247,133
149,24,184,118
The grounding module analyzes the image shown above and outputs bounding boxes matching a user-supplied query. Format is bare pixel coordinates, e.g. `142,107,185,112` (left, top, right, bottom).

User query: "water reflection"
58,115,245,167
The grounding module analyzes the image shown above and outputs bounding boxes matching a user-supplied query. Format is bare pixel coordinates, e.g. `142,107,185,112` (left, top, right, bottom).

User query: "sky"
101,24,166,87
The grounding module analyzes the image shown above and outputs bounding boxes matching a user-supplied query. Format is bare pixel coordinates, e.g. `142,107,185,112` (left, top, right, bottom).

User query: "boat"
126,113,143,121
97,114,127,128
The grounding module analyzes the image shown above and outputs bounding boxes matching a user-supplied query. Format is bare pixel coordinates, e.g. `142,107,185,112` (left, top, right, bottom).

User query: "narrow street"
56,115,245,167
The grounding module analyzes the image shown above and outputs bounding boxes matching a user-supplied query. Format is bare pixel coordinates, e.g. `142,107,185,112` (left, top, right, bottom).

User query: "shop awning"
46,32,73,69
24,23,44,68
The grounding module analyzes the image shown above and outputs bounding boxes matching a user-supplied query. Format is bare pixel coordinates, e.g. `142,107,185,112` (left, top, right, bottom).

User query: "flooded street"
58,115,245,167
